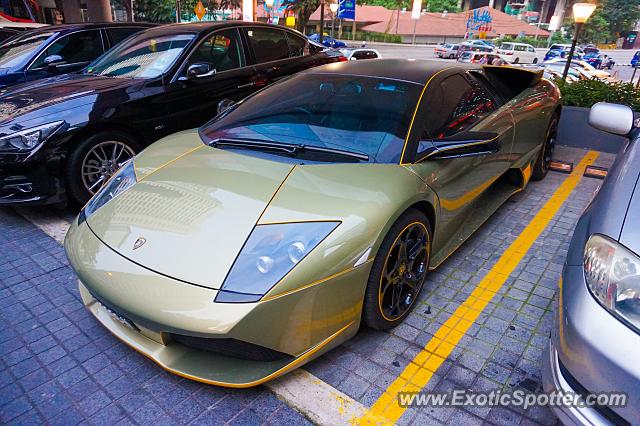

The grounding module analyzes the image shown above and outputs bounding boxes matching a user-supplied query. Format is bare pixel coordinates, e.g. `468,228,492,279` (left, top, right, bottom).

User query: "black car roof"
303,59,475,85
24,22,156,35
139,21,297,36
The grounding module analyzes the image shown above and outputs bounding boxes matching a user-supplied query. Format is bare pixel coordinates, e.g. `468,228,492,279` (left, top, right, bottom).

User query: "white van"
497,42,538,64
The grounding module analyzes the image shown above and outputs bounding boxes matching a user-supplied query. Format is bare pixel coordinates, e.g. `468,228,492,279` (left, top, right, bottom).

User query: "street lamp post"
330,2,338,39
264,0,274,23
319,0,325,45
561,2,597,81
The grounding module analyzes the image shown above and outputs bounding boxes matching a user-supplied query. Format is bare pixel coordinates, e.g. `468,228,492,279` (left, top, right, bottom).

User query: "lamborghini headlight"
584,234,640,332
78,160,137,224
0,121,64,153
216,222,339,303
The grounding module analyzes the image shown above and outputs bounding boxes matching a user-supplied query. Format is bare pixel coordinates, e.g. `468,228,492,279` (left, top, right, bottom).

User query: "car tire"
362,209,432,331
514,57,520,64
65,131,141,206
531,114,559,181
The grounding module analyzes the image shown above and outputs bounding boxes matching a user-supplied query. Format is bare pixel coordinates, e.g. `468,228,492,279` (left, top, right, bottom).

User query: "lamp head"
330,2,339,13
264,0,274,8
572,2,596,23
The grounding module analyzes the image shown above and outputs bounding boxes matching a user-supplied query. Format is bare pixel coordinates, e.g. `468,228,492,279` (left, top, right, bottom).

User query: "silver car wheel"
81,141,135,194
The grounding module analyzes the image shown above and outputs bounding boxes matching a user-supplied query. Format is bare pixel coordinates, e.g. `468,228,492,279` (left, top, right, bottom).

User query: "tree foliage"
563,0,640,43
133,0,242,23
282,0,320,31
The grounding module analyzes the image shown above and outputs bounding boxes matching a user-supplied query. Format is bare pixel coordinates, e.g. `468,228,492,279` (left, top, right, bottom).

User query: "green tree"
576,6,611,43
600,0,640,37
425,0,459,12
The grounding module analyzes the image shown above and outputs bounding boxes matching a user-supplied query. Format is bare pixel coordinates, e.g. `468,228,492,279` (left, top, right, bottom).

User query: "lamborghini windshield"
85,33,195,78
200,73,422,163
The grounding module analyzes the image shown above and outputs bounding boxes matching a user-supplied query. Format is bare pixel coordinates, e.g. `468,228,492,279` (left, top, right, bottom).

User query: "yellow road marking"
359,150,599,425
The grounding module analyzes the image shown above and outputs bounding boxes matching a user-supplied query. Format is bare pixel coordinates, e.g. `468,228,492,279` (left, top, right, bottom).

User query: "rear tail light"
338,55,348,62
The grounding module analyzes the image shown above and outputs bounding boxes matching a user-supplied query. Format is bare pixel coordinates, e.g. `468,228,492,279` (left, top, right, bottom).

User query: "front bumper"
65,219,368,387
0,161,65,205
542,264,640,425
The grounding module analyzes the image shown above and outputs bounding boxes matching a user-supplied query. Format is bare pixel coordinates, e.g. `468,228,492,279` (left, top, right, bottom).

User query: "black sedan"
0,23,154,88
0,22,344,205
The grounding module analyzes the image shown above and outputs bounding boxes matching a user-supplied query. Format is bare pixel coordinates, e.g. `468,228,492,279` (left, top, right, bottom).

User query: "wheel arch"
65,122,148,157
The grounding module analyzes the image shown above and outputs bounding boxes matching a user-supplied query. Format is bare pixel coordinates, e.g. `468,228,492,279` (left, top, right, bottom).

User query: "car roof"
137,21,297,36
24,22,156,34
303,59,474,84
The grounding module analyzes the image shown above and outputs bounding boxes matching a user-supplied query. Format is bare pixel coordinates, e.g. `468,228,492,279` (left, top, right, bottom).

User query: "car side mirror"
217,98,236,115
186,63,216,79
418,131,501,161
588,102,634,136
43,54,65,72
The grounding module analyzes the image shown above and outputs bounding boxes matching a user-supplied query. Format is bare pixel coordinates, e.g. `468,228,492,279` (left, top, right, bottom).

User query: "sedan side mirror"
418,131,501,161
43,54,65,72
588,102,634,136
217,98,236,115
186,63,217,79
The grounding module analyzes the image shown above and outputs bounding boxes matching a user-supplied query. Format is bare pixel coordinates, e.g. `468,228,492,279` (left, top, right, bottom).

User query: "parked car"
543,102,640,425
497,42,538,64
64,59,562,387
457,51,506,64
458,40,494,57
308,33,346,48
339,47,380,60
544,44,584,61
434,43,459,59
631,50,639,67
583,52,614,69
0,22,343,206
0,23,155,89
545,58,615,81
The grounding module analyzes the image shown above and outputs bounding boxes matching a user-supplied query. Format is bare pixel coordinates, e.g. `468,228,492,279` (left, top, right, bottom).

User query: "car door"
243,27,315,86
25,29,105,81
526,45,537,63
157,27,257,136
408,71,515,254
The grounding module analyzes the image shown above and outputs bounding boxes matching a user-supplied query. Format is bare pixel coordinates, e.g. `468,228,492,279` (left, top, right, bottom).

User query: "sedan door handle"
237,82,255,89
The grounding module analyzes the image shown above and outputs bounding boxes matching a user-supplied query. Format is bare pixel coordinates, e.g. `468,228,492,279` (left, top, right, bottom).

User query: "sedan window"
245,27,290,63
186,29,244,73
200,73,422,163
31,30,104,69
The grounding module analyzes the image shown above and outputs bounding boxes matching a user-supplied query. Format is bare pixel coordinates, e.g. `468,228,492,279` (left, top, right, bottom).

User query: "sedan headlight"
584,234,640,332
78,160,137,224
216,222,339,303
0,121,64,153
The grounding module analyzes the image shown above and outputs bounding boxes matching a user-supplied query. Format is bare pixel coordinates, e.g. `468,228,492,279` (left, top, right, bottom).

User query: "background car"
544,44,584,61
0,22,342,206
543,102,640,425
545,58,615,82
582,51,614,69
65,59,561,388
631,50,639,67
308,33,346,48
339,47,380,60
497,42,538,64
434,43,459,59
458,40,494,57
457,51,506,64
0,22,154,88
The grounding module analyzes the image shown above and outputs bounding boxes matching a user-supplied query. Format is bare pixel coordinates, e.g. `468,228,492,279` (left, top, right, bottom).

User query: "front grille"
558,359,630,426
170,334,293,362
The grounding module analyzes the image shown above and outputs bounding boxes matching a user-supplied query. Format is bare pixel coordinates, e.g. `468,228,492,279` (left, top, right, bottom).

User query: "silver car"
543,102,640,425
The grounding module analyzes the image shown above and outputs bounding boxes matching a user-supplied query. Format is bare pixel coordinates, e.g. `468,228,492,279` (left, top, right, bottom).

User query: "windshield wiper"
209,138,369,161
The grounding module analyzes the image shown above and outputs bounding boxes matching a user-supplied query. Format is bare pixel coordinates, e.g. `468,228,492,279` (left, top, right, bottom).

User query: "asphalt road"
358,42,639,82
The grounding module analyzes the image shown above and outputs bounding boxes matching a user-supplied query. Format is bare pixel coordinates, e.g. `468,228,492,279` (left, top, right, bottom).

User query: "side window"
186,29,244,73
245,27,289,63
368,51,378,59
515,45,527,51
421,74,497,141
353,51,368,60
31,30,103,68
286,33,307,57
108,27,143,46
527,46,535,52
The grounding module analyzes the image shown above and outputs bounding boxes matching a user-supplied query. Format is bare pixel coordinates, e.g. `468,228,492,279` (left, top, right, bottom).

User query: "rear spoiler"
482,65,543,88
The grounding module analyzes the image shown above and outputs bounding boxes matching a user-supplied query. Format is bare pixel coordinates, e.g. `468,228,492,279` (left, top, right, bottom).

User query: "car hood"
0,73,136,122
86,132,295,290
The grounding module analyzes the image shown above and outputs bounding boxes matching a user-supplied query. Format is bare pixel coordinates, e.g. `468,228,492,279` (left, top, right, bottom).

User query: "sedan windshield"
200,73,422,163
0,31,57,69
85,33,195,78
